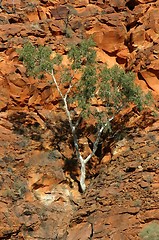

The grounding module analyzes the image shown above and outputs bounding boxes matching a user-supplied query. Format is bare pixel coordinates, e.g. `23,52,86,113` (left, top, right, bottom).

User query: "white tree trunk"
51,71,113,192
79,156,86,192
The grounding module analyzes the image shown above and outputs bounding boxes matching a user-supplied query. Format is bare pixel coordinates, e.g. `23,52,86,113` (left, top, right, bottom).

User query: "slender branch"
74,112,83,129
84,116,114,164
64,83,73,100
64,69,78,100
63,98,82,163
51,70,64,99
51,69,82,161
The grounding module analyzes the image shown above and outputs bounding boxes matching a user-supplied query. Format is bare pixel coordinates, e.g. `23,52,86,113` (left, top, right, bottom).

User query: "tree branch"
51,69,82,162
64,83,73,100
74,112,83,129
51,70,64,99
84,116,114,164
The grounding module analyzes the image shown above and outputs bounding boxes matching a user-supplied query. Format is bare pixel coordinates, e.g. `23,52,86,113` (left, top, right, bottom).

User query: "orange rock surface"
0,0,159,239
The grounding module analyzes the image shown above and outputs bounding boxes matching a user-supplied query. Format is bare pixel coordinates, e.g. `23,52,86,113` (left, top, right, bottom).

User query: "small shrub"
139,222,159,240
133,199,142,207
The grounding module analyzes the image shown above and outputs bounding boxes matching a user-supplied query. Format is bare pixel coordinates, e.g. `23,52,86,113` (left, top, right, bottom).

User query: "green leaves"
18,39,152,126
66,39,97,117
18,42,61,78
68,38,96,69
78,66,97,105
18,42,37,76
99,65,151,112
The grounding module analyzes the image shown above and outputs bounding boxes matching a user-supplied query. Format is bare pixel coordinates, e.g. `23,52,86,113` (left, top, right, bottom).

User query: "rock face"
66,119,159,239
0,0,159,239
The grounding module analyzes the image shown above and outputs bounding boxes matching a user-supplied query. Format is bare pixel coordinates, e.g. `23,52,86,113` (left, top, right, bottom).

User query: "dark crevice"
102,49,118,57
0,46,8,51
126,20,142,32
0,230,21,239
144,218,159,223
89,222,94,239
126,0,138,10
0,105,8,112
116,56,127,65
148,68,159,79
8,18,19,24
125,167,136,172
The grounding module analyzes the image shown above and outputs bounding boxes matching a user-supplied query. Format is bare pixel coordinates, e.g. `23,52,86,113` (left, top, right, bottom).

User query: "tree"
18,39,152,192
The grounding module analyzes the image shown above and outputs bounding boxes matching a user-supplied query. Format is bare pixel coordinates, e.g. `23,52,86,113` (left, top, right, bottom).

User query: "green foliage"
139,222,159,240
68,38,96,69
99,65,149,113
18,39,152,125
18,42,61,77
75,65,97,111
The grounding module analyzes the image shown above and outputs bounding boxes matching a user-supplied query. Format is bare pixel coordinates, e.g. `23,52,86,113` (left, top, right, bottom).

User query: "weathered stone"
88,24,127,53
140,70,159,94
0,0,159,239
139,181,149,188
67,222,92,240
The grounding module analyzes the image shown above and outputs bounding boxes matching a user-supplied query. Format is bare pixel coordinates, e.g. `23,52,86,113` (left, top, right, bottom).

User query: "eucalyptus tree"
18,39,151,192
